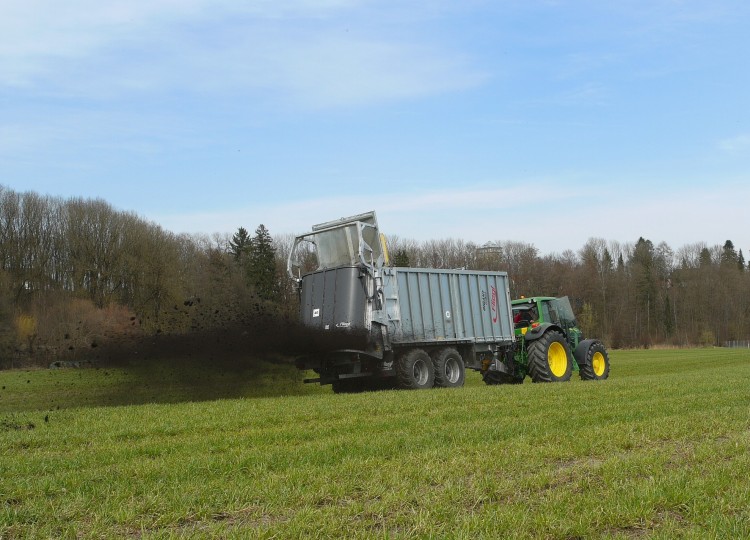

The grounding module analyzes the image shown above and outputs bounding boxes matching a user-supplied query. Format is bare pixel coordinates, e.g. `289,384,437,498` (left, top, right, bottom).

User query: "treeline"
0,186,297,368
387,236,750,348
1,185,748,367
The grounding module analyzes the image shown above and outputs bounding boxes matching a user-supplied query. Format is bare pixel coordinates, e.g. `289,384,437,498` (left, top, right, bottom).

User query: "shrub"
699,329,716,347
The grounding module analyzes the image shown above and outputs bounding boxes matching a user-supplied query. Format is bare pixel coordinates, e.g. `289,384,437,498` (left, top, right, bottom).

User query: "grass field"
1,348,749,539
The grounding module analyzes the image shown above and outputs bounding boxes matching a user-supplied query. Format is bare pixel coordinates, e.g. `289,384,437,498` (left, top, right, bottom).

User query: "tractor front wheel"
527,330,573,383
579,342,610,380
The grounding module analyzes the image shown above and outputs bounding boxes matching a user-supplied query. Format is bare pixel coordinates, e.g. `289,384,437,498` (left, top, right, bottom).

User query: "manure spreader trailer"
287,211,609,392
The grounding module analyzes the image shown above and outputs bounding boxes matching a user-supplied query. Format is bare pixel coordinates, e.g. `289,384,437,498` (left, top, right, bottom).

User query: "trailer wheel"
527,330,573,383
579,342,610,380
396,348,435,390
431,348,465,388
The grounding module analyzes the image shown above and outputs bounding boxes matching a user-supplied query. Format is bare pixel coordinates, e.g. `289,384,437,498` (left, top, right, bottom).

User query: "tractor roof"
511,296,557,306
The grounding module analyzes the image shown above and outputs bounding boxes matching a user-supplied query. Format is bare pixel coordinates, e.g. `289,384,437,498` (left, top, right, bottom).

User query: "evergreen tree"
699,247,712,267
392,249,410,267
617,254,625,273
632,238,656,303
248,224,279,302
721,240,738,267
228,227,251,262
738,249,745,272
631,237,657,343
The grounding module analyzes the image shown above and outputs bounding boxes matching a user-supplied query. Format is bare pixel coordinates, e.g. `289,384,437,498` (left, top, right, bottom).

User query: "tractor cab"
512,303,538,329
511,296,582,348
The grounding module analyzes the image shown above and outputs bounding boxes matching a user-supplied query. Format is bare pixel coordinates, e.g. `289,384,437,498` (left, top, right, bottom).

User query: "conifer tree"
631,237,657,341
699,247,712,267
392,249,411,267
617,254,625,273
248,224,279,302
228,226,251,262
721,240,738,267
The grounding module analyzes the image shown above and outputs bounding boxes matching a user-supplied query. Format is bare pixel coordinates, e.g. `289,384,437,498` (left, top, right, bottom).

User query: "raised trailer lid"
312,211,378,232
288,210,386,280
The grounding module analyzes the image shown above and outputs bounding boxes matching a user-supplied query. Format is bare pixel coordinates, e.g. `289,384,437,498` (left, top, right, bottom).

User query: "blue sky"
1,1,749,255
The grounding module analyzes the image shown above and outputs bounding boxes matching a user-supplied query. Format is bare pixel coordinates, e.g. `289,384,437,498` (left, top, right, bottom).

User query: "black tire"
396,348,435,390
527,330,573,383
579,342,610,380
431,348,465,388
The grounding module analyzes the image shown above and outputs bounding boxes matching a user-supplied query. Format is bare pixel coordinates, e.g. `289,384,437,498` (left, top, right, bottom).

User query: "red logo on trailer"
491,286,498,323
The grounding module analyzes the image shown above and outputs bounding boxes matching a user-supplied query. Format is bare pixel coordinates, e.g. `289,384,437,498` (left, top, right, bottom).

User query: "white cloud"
153,185,521,234
151,183,557,241
267,38,487,108
540,180,750,254
0,0,486,106
0,123,69,155
0,109,192,163
151,179,750,255
718,134,750,154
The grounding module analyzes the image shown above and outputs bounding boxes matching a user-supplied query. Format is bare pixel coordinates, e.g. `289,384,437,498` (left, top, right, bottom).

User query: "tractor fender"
573,339,600,367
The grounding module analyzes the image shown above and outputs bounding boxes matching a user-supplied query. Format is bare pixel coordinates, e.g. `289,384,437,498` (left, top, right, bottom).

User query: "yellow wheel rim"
548,342,568,378
592,351,606,377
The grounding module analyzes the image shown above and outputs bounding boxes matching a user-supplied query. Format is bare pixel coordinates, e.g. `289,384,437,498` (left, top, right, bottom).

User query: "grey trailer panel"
436,273,455,340
384,268,513,345
461,274,477,339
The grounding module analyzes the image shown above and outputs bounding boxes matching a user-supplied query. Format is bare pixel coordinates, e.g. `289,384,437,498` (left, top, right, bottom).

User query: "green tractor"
483,296,610,385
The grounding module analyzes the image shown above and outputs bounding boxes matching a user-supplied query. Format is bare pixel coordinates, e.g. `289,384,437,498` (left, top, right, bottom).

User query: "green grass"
1,348,749,538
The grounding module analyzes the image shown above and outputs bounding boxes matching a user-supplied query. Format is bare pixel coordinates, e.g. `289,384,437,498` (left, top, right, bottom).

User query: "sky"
1,0,749,255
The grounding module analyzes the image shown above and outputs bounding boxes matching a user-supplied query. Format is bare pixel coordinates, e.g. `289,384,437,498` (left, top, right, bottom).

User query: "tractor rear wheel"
527,330,573,383
579,342,610,380
396,348,435,390
431,348,465,388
